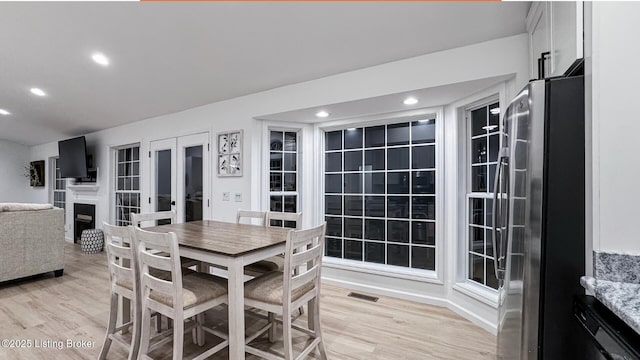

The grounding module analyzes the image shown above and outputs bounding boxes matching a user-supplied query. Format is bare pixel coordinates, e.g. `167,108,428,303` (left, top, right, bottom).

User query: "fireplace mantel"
67,183,100,195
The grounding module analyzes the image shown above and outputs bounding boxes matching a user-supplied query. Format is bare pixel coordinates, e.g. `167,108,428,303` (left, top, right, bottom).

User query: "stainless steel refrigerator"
494,75,585,359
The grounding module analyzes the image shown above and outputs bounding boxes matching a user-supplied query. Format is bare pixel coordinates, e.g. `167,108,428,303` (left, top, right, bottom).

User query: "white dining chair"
134,227,229,360
236,210,266,225
243,223,328,360
99,223,141,360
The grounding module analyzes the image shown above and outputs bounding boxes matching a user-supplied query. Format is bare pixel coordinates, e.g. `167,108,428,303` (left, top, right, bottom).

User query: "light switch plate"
222,192,230,201
234,193,242,202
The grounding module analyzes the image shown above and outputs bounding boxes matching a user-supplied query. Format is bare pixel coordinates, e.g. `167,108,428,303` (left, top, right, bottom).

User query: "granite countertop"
581,276,640,334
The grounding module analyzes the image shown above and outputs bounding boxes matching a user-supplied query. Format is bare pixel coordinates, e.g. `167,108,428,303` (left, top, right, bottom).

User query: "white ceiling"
0,2,529,146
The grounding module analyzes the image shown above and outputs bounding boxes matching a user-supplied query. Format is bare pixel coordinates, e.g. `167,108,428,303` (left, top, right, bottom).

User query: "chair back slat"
283,223,326,303
236,210,266,225
291,264,320,291
103,222,137,292
142,273,174,295
131,211,176,228
266,211,302,229
139,251,173,272
133,227,183,310
291,244,323,268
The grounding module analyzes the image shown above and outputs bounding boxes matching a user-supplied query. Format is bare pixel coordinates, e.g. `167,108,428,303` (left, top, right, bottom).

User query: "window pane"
325,153,342,172
486,229,494,258
387,172,409,194
411,120,436,144
325,174,342,193
364,196,385,217
412,247,435,270
412,171,435,194
470,226,484,255
283,173,296,191
132,147,139,161
412,196,435,220
344,218,363,239
412,221,435,245
344,173,362,194
387,123,409,146
270,131,283,150
471,137,487,164
325,237,342,258
283,196,296,213
471,107,487,137
344,196,363,216
345,240,363,260
412,145,435,169
270,196,283,212
486,198,493,227
387,220,409,243
488,164,496,193
364,173,385,194
270,172,282,191
387,196,409,218
488,134,499,163
387,147,409,170
364,219,385,241
284,132,297,151
471,166,487,192
470,198,484,225
486,258,499,289
344,150,363,171
344,128,363,149
365,242,385,264
326,131,342,151
325,195,342,215
489,103,500,129
283,153,296,171
364,149,385,171
132,162,139,176
270,152,283,170
469,255,485,285
365,126,385,148
387,244,409,267
326,216,342,237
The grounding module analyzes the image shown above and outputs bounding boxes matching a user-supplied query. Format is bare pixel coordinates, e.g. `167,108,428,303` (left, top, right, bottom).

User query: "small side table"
81,229,104,254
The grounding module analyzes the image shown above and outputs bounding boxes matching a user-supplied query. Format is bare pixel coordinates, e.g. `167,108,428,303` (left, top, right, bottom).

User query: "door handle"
492,148,509,280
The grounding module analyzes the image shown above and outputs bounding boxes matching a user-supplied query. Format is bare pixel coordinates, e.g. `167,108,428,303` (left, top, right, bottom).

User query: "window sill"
322,257,443,285
453,281,499,308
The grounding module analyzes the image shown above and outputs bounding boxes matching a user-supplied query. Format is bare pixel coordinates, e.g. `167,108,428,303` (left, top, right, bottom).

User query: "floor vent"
348,292,379,302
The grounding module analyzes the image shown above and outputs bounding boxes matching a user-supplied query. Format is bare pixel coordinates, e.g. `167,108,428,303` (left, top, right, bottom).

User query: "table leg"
228,257,245,360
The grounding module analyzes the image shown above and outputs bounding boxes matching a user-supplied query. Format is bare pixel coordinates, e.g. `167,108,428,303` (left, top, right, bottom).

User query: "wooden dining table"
144,220,292,359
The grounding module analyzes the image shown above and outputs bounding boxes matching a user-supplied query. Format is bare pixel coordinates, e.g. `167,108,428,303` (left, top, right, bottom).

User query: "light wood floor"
0,244,496,359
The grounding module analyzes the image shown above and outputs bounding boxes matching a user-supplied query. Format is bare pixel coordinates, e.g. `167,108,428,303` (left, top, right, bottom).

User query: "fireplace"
74,203,95,243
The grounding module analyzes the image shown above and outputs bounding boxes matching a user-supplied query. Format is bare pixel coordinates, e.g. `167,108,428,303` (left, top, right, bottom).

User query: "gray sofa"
0,207,65,282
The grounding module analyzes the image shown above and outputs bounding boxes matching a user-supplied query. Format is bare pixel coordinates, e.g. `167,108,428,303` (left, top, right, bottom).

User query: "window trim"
261,124,305,224
49,157,66,212
111,143,142,226
464,96,501,292
315,106,445,283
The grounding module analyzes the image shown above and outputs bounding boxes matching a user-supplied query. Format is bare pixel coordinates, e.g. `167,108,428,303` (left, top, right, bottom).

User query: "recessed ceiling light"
91,52,110,66
490,107,500,115
0,109,10,116
316,111,329,118
30,88,46,97
403,97,418,105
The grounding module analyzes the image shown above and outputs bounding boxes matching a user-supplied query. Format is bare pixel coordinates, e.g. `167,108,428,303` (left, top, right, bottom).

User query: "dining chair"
243,223,328,360
99,223,143,360
236,209,266,225
134,227,229,360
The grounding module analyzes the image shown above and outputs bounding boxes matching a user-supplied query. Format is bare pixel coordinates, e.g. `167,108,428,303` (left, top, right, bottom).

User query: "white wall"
589,3,640,254
0,139,33,202
28,33,529,332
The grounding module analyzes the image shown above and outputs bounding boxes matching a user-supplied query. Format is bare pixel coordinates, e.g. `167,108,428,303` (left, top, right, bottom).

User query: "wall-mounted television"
58,136,88,178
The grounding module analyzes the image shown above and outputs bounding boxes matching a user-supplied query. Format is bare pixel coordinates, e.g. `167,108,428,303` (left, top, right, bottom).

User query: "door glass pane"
184,146,203,222
156,149,172,225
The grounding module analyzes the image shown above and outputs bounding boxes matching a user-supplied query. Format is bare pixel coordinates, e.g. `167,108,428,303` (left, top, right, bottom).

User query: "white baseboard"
322,274,497,335
65,237,74,243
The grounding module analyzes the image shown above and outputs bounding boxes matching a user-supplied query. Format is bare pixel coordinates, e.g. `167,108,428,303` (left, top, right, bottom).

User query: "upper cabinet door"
527,2,551,79
526,2,584,79
550,1,584,77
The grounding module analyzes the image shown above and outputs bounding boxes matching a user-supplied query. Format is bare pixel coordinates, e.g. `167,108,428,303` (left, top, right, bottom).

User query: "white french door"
149,132,210,224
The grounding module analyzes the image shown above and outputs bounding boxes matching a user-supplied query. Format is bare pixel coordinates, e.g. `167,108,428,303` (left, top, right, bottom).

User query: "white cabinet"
526,2,584,79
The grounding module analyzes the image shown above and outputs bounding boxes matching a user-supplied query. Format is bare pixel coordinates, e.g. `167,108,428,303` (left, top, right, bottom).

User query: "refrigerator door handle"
492,147,509,280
